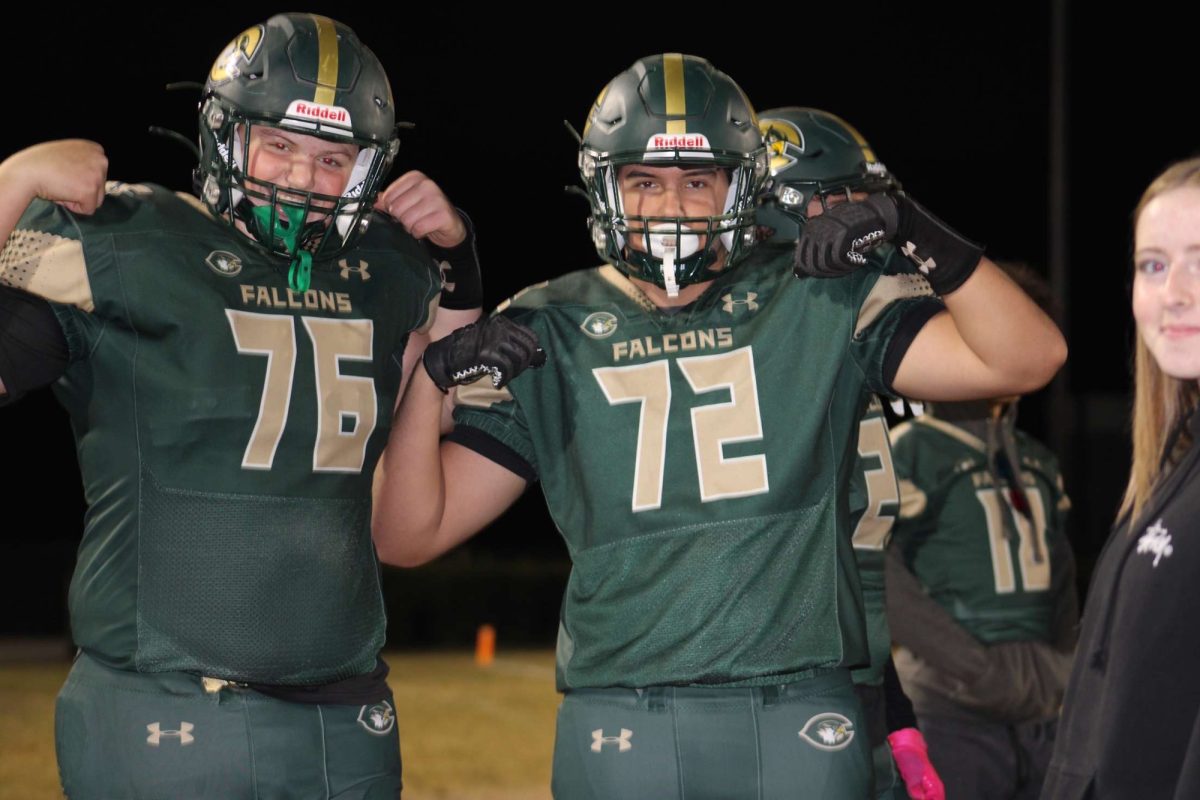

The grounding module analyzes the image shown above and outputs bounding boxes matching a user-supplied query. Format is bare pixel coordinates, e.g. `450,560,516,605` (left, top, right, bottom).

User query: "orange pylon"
475,624,496,667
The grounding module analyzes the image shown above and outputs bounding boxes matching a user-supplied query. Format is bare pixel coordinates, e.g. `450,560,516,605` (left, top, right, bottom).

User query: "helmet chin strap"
661,245,679,297
648,223,700,298
250,204,313,292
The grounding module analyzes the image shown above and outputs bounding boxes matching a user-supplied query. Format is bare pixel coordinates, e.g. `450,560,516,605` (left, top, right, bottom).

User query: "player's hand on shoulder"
423,315,546,392
794,193,897,278
0,139,108,216
377,170,467,248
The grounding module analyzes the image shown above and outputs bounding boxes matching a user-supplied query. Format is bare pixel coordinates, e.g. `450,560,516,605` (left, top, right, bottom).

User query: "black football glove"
794,193,985,295
794,194,898,278
423,315,546,392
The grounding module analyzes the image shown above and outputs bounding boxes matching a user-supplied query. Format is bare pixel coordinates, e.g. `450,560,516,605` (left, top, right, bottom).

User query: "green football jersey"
0,183,440,683
848,396,900,688
454,245,941,690
890,416,1072,644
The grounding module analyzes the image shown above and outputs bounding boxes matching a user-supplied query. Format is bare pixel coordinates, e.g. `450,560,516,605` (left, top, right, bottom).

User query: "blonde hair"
1121,158,1200,520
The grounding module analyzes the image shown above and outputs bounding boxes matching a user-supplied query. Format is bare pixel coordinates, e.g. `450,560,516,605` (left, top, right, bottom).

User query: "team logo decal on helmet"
762,118,804,175
798,712,856,751
756,107,898,244
209,25,264,85
578,54,768,296
196,13,400,292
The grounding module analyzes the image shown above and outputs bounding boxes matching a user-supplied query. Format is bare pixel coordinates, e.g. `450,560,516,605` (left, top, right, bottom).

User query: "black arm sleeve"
0,286,69,402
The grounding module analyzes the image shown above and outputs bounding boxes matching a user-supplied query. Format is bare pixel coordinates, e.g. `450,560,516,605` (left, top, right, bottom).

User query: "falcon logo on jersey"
722,292,759,314
591,728,633,752
357,701,396,736
339,258,371,282
146,722,194,746
206,250,243,277
1137,519,1173,567
581,311,619,339
799,713,855,751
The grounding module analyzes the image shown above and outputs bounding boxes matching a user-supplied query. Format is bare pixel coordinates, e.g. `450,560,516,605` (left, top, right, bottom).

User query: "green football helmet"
579,54,768,296
756,107,898,244
196,13,399,290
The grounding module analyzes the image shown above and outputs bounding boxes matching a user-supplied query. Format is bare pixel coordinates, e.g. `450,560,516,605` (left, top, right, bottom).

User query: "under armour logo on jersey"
146,722,194,746
901,241,937,275
1137,519,1174,567
437,259,456,293
339,258,371,282
722,292,759,314
591,728,633,752
799,713,855,751
358,701,396,736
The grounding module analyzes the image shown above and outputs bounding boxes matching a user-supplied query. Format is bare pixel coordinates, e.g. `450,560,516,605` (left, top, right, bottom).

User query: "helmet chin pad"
647,223,702,260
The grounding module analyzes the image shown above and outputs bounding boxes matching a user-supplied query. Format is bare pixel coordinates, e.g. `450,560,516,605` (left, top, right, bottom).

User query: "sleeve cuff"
445,425,537,482
882,300,944,393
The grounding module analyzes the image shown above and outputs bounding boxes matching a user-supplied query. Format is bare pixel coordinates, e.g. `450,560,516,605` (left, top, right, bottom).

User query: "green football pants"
55,651,402,799
551,669,872,799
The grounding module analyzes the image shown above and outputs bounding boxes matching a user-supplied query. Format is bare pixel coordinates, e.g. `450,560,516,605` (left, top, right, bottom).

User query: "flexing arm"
379,169,483,421
372,364,527,566
0,140,107,398
892,259,1066,400
373,316,544,566
797,194,1066,400
0,140,107,245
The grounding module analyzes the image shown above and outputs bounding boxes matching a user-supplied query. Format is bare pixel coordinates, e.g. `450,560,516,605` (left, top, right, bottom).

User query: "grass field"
0,650,559,800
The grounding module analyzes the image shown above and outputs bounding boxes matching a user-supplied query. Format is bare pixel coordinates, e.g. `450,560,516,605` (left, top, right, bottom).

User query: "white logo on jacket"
1137,519,1174,567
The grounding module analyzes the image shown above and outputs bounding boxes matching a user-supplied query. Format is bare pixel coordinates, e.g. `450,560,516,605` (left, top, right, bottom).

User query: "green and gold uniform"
890,416,1072,646
848,396,910,798
1,183,440,798
452,245,941,798
888,413,1076,800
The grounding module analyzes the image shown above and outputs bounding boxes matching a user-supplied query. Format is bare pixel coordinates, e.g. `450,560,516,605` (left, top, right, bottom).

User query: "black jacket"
1043,411,1200,799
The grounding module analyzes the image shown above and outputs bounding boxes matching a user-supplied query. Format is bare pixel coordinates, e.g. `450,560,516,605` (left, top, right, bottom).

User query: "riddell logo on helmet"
647,134,711,150
286,101,353,126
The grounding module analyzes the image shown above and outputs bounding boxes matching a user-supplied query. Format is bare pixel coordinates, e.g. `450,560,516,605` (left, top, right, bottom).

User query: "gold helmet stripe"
311,14,339,106
663,53,687,134
823,110,878,163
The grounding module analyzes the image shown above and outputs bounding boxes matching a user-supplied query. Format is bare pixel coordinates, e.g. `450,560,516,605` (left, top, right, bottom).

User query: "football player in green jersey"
757,106,944,800
886,262,1077,800
374,54,1065,798
0,13,480,798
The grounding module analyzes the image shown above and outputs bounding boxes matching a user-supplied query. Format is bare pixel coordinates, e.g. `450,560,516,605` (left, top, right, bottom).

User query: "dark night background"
0,4,1193,646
